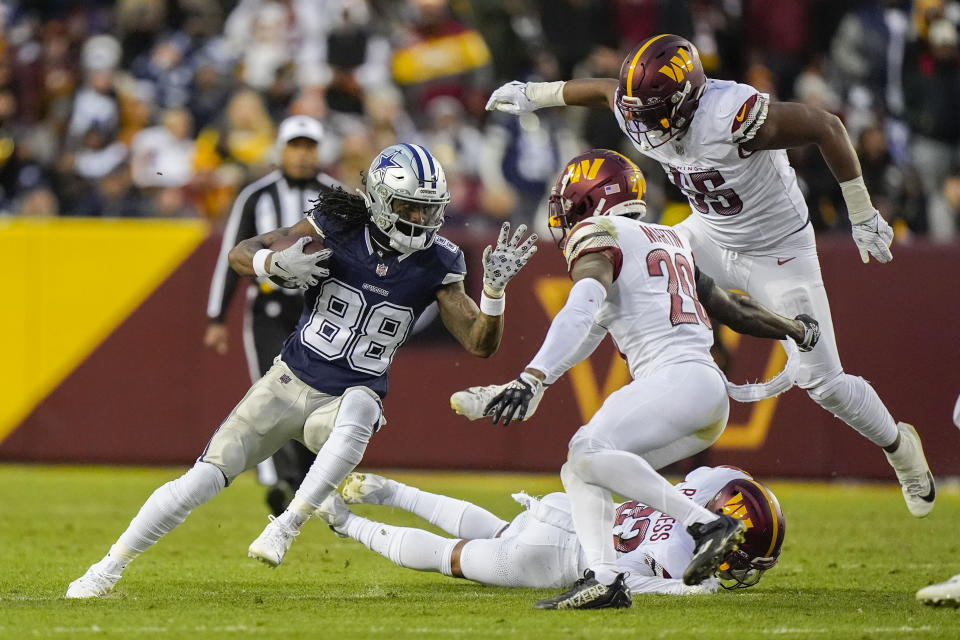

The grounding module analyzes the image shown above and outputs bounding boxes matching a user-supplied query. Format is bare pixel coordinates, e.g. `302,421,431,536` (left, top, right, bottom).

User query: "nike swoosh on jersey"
735,104,748,122
777,257,796,265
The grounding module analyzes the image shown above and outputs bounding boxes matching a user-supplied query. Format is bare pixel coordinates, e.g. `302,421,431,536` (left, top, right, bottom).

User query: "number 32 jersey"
281,210,466,398
614,78,808,251
614,465,750,582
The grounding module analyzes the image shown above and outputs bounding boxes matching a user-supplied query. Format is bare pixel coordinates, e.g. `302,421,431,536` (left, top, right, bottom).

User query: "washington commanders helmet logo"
565,157,605,184
658,48,694,82
720,492,755,529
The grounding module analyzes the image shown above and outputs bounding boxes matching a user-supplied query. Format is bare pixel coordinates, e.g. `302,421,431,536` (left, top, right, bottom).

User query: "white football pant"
677,217,898,448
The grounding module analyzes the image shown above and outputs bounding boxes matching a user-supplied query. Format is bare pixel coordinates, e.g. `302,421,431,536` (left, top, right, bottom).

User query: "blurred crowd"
1,0,959,242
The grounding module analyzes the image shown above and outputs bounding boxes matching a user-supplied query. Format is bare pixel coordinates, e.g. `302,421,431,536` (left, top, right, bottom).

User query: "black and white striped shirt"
206,170,344,322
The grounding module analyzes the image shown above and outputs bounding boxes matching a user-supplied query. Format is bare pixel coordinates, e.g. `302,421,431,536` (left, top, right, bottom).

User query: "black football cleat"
534,570,632,610
683,515,747,586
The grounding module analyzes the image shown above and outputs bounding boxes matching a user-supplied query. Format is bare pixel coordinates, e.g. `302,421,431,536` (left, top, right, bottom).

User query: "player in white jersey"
452,149,817,609
313,466,785,601
485,33,934,519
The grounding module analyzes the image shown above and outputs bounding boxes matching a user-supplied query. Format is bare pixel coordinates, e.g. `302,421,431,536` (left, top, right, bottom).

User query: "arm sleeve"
526,278,607,380
206,187,260,322
563,219,623,279
543,321,607,385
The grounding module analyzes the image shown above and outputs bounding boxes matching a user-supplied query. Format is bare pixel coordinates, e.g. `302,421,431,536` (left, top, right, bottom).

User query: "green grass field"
1,465,958,639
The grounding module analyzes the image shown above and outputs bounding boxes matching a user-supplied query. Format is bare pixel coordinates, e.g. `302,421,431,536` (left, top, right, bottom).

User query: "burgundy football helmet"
616,34,706,148
547,148,647,246
705,476,786,589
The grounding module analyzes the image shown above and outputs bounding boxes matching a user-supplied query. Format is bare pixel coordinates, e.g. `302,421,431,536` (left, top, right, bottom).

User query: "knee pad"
326,388,383,465
564,440,612,487
157,461,225,518
806,372,850,410
175,462,225,506
337,387,384,436
207,430,248,483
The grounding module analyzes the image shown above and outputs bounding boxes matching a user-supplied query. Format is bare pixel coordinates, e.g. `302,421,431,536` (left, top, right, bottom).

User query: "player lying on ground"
486,34,934,519
453,149,817,609
65,143,537,598
314,466,784,602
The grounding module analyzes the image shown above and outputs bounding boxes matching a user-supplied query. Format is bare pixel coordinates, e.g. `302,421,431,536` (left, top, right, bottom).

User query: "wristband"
253,249,273,277
525,81,567,108
480,291,506,316
839,176,874,224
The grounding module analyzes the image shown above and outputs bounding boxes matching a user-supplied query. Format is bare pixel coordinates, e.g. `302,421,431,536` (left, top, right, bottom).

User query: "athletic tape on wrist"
525,81,567,108
839,176,875,224
480,292,505,316
253,248,273,277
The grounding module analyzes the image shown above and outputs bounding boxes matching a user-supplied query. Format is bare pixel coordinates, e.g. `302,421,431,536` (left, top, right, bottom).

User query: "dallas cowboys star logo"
372,150,403,180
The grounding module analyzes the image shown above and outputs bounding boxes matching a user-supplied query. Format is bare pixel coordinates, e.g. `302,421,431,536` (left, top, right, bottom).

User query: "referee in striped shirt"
204,115,343,515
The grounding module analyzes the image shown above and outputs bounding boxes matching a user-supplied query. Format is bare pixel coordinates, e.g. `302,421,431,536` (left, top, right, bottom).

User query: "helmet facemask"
717,550,779,590
616,81,698,150
547,188,585,249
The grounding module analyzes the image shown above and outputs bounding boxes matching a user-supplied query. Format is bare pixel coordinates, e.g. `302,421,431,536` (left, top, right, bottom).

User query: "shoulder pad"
699,81,769,145
564,217,620,272
730,93,769,144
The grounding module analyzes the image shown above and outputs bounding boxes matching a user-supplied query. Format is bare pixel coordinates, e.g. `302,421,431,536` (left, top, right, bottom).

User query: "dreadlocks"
309,185,369,233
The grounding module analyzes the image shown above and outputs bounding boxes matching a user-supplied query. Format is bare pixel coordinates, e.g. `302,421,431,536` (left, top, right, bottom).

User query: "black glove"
483,372,544,426
793,314,820,352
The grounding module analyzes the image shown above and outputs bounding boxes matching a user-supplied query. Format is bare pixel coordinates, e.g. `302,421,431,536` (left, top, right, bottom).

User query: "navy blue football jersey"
280,210,466,397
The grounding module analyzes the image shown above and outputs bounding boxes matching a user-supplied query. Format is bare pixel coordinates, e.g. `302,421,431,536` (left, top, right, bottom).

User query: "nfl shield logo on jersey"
376,263,389,277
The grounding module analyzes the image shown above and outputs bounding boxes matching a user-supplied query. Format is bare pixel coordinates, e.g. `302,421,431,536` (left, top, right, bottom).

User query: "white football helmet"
362,143,450,253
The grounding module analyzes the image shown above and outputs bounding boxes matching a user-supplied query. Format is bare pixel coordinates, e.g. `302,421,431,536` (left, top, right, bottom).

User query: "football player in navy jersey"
66,143,537,598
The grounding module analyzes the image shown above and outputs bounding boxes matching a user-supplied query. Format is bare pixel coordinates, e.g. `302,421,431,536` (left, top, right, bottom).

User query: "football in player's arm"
65,144,537,599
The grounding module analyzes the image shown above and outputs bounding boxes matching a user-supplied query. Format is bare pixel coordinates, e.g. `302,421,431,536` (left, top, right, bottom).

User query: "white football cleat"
450,383,509,421
884,422,935,517
341,472,395,506
248,516,299,568
65,558,122,599
917,574,960,607
314,493,351,537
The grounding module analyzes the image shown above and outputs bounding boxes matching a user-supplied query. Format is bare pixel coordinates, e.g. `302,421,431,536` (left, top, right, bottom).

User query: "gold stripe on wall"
0,218,208,443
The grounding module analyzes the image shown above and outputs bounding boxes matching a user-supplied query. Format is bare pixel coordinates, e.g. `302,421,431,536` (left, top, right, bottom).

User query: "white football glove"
450,373,546,426
451,382,511,421
270,237,332,289
482,222,538,298
850,211,893,264
485,81,536,115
